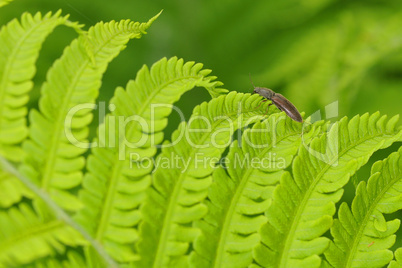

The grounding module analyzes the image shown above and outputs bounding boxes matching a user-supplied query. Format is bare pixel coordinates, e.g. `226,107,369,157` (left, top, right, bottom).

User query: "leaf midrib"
345,170,402,267
278,131,395,267
213,129,301,267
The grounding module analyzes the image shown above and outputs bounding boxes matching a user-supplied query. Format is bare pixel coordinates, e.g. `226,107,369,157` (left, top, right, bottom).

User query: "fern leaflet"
0,202,87,267
0,11,78,162
325,146,402,267
0,168,33,207
389,248,402,268
0,11,82,209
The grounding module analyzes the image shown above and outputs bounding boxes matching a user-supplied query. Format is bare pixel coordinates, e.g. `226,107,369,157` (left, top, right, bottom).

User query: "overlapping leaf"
254,113,402,267
74,56,225,263
0,167,33,207
0,11,80,208
0,202,87,267
0,11,78,162
325,146,402,267
136,91,275,267
389,248,402,268
190,114,318,267
18,13,160,212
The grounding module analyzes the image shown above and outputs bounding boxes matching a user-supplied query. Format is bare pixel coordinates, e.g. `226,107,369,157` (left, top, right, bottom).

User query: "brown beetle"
253,87,303,123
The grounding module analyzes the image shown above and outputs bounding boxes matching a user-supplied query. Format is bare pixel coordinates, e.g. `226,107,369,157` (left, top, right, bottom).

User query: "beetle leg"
255,99,268,109
264,104,272,115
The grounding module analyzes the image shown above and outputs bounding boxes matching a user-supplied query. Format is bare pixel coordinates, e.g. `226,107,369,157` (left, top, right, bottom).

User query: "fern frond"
389,248,402,268
0,0,13,8
74,56,224,264
18,13,160,212
325,146,402,267
0,11,75,162
254,112,402,267
136,91,276,267
0,11,81,209
0,202,87,267
190,114,319,268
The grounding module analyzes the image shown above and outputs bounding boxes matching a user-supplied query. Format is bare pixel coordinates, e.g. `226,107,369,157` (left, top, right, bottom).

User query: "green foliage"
136,92,271,267
0,10,79,162
190,114,319,268
325,147,402,267
389,248,402,268
74,56,225,264
0,7,402,268
0,201,87,267
253,114,402,268
18,11,161,212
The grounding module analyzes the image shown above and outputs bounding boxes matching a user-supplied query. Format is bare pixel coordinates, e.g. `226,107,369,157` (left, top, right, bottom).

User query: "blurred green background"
2,0,401,120
1,0,401,247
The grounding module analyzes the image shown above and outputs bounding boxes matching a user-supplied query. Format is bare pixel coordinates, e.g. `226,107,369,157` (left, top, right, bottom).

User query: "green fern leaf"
18,13,160,212
0,168,34,207
0,11,77,162
254,112,402,267
190,114,319,268
325,146,402,267
389,248,402,268
136,91,276,267
74,56,224,263
0,11,80,209
0,202,87,267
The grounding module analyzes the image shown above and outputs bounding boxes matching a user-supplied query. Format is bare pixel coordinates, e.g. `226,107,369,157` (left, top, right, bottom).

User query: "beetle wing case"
271,93,303,122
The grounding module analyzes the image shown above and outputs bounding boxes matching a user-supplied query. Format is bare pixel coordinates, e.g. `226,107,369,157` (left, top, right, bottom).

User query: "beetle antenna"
249,73,256,89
